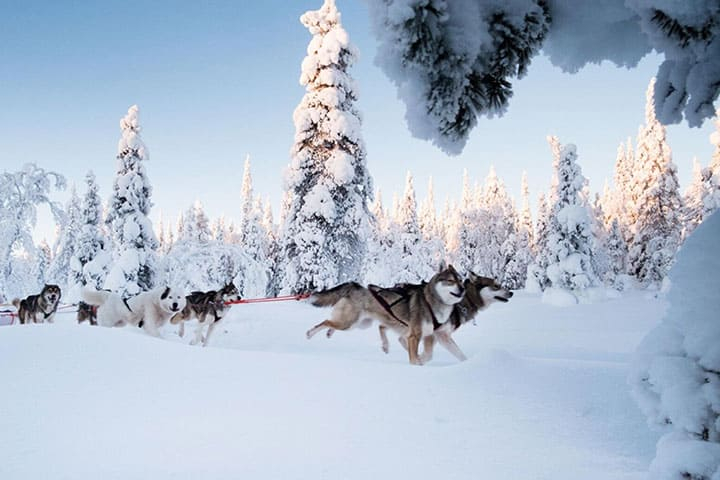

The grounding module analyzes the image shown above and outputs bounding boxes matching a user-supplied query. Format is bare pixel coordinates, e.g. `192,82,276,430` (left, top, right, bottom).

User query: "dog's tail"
81,288,112,306
11,298,21,309
308,282,364,307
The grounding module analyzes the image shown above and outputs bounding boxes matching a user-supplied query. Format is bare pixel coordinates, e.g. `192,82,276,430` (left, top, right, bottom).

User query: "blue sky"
1,0,716,242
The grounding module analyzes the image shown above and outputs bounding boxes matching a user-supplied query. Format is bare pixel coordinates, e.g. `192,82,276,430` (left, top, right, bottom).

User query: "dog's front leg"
420,335,435,364
141,317,162,337
436,332,467,362
378,325,389,353
190,322,205,346
178,321,185,338
203,320,220,347
407,332,422,365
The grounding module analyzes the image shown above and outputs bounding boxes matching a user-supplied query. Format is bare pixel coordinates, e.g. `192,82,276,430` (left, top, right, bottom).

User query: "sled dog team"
9,264,513,364
11,283,241,347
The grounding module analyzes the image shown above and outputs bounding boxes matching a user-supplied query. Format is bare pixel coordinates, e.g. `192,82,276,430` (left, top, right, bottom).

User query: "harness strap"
368,285,408,327
122,298,133,313
420,294,442,330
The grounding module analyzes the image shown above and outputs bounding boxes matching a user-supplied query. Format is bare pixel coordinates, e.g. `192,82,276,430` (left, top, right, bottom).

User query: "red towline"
224,293,310,305
0,294,311,325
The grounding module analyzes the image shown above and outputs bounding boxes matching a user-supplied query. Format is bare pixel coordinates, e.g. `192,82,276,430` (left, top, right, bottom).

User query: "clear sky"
1,0,716,243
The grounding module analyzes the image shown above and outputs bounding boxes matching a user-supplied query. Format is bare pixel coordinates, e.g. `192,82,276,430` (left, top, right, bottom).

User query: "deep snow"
0,289,664,479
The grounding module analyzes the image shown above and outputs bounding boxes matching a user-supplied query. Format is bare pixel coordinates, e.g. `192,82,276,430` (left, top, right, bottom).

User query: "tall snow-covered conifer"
392,172,434,283
69,171,110,292
104,105,159,297
543,137,599,294
627,80,683,287
281,0,373,293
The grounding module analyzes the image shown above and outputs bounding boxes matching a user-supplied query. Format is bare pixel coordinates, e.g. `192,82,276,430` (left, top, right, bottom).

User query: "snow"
0,289,665,479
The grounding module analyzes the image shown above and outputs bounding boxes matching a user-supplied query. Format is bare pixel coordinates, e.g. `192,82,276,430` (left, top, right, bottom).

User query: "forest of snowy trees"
2,76,719,306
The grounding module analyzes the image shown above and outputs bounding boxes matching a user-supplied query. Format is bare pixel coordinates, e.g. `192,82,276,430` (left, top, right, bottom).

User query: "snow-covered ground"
0,289,665,479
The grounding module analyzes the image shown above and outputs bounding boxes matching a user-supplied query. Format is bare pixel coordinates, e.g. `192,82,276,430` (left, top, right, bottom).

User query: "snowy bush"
629,210,720,480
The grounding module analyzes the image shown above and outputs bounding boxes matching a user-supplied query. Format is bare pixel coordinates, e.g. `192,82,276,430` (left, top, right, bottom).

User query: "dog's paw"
326,329,335,339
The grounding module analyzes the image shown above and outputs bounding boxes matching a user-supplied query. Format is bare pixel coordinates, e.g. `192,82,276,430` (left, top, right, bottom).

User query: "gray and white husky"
413,272,513,363
170,282,241,346
306,265,465,365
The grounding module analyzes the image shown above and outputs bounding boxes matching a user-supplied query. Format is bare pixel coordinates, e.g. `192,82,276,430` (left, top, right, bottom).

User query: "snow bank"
0,289,663,479
630,210,720,479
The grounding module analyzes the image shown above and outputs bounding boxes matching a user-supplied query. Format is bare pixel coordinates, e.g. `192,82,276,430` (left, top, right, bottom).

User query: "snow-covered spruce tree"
46,185,81,288
543,137,599,294
627,80,683,287
34,239,52,290
685,111,720,237
451,170,481,274
418,177,446,270
683,158,707,238
104,105,159,297
362,189,392,285
0,164,65,301
526,192,551,292
629,210,720,480
391,172,435,284
281,0,373,293
366,0,550,154
604,218,629,289
505,172,534,289
237,158,270,296
69,171,110,293
476,166,516,283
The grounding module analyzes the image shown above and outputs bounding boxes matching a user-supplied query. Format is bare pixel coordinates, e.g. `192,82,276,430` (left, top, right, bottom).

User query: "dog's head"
220,282,241,303
467,271,513,307
432,264,465,306
159,287,187,314
41,284,62,306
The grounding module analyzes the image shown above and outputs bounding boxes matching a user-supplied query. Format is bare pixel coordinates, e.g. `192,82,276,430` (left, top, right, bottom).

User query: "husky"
306,265,465,365
395,272,514,363
169,282,241,346
76,301,98,326
81,286,186,337
12,284,62,324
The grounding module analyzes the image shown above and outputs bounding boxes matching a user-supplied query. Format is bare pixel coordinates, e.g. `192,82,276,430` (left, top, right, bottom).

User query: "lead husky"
81,286,186,337
388,272,514,363
306,265,465,365
12,284,62,324
169,282,241,346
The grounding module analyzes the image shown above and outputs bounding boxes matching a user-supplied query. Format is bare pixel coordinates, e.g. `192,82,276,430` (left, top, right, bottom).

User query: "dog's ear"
468,271,479,282
161,287,171,300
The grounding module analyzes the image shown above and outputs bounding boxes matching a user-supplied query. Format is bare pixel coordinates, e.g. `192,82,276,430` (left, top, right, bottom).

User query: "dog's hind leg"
306,320,339,339
435,331,468,362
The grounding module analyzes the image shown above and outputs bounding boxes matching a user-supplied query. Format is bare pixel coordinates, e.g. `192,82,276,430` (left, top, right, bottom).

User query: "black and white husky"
170,282,241,346
12,284,62,324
